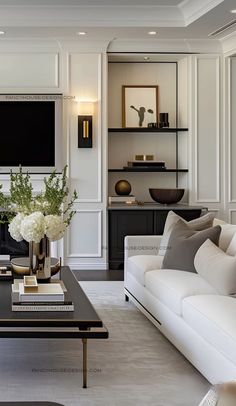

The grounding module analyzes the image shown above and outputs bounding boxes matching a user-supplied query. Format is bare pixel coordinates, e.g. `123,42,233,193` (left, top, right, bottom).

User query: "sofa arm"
124,235,162,260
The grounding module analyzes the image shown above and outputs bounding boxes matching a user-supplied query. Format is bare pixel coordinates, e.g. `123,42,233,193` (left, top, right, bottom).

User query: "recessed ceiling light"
148,31,157,35
231,9,236,13
0,31,5,35
77,31,87,36
144,57,150,60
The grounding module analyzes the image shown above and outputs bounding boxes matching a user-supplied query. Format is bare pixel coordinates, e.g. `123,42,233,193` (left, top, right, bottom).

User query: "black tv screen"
0,101,55,167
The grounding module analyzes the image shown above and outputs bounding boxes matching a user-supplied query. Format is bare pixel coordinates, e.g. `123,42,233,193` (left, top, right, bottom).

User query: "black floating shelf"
108,127,188,133
108,168,189,173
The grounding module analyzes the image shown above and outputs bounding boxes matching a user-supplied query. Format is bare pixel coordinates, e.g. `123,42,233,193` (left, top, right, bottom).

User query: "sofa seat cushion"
127,255,163,286
145,270,217,316
183,295,236,365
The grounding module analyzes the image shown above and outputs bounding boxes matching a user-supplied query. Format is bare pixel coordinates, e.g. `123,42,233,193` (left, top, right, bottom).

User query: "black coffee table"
0,267,108,388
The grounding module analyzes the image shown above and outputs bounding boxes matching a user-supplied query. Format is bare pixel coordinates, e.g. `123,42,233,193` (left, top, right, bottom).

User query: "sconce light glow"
77,100,95,115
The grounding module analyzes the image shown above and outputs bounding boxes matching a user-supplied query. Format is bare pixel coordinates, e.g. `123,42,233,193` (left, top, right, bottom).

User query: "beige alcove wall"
107,53,189,203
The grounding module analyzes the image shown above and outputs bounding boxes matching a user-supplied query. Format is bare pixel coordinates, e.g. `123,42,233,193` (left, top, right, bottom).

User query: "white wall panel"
194,56,220,203
230,210,236,225
68,53,102,203
0,53,59,88
229,58,236,203
67,210,102,258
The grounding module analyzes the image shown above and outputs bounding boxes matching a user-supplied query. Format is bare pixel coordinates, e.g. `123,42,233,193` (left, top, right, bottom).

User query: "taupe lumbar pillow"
158,211,215,256
195,239,236,295
162,220,221,273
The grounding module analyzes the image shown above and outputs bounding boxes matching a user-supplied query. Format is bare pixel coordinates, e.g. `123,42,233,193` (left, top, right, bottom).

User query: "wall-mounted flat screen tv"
0,94,63,173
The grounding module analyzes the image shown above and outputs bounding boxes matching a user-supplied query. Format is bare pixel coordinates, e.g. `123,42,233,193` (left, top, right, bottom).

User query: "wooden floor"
73,269,124,281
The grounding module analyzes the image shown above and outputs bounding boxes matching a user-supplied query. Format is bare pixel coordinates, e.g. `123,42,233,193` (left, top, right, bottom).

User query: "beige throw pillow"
194,239,236,295
159,211,215,256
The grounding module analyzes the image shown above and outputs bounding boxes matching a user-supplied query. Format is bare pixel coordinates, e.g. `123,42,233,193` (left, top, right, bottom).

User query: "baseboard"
67,262,108,270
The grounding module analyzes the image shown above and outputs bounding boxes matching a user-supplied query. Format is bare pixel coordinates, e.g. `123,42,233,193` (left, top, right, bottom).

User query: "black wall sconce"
78,115,93,148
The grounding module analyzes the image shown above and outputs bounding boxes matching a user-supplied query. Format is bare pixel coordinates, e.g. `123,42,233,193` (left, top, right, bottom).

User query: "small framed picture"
122,85,158,128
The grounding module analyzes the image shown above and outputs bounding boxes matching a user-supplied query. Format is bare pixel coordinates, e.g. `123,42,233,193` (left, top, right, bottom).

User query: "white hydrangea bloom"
20,211,45,243
45,215,66,241
8,213,25,242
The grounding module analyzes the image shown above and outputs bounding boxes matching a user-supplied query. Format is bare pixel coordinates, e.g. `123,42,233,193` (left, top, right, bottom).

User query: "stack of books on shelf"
11,276,74,312
108,195,136,205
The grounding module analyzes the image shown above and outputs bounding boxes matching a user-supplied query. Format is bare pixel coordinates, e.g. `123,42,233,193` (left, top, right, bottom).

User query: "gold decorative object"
134,154,154,161
145,155,154,161
115,180,132,196
11,256,61,277
29,235,51,280
135,154,145,161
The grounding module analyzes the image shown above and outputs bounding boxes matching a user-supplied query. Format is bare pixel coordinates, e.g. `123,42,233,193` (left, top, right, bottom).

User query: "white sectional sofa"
124,222,236,384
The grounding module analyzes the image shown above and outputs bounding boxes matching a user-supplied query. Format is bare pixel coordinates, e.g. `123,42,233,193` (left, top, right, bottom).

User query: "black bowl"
149,188,185,204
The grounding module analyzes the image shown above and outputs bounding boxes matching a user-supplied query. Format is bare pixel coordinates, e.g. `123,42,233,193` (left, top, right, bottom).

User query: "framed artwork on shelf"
122,85,159,128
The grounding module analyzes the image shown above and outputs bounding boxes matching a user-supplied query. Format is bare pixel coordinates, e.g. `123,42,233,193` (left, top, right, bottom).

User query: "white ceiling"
0,0,183,5
0,0,234,41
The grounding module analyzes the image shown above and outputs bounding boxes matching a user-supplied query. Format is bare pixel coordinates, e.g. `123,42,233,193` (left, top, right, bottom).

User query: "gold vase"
29,235,51,281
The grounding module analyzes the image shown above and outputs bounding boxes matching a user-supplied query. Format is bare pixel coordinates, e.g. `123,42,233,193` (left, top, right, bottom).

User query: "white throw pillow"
218,224,236,252
226,233,236,256
194,239,236,295
158,211,215,256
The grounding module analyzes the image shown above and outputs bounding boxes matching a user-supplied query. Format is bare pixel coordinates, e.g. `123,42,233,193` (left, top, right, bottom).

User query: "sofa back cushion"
194,239,236,295
162,220,221,273
159,211,215,256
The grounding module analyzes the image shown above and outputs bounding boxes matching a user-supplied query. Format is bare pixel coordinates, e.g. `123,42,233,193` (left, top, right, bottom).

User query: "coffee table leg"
82,338,87,388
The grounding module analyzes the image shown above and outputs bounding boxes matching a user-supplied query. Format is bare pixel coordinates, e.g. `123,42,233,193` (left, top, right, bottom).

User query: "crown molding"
220,31,236,56
179,0,224,26
107,38,222,54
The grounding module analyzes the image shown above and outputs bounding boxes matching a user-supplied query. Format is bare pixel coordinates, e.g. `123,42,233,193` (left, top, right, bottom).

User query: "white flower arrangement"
0,166,77,244
45,215,66,241
8,213,24,242
9,212,67,243
20,212,45,243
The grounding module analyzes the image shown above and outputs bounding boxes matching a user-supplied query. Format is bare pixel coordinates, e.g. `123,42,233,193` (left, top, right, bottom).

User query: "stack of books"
108,195,136,205
12,276,74,312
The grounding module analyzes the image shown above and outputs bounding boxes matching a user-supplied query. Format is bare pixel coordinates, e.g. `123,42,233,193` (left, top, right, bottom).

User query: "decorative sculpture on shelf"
130,105,154,127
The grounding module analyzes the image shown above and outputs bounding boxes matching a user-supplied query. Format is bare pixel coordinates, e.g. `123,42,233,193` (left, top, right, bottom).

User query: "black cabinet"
108,206,204,270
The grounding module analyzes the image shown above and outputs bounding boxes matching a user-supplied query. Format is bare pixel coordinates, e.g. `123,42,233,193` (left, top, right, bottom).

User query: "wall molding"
221,31,236,56
69,262,108,271
67,209,102,258
67,52,102,203
229,209,236,224
194,55,220,203
0,51,59,89
107,38,222,54
227,57,236,203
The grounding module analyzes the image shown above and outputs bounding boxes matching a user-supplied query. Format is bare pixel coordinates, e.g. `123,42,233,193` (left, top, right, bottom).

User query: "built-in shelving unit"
108,127,188,133
108,168,188,173
108,54,189,200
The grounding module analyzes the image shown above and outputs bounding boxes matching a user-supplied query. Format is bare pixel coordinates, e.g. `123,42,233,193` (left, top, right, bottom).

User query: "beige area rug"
0,281,210,406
